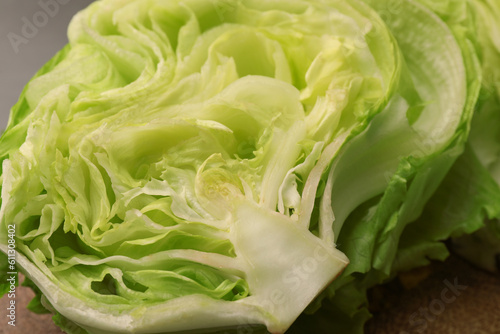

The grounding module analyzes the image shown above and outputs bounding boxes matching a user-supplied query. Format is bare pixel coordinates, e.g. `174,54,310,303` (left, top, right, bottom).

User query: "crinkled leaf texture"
0,0,482,333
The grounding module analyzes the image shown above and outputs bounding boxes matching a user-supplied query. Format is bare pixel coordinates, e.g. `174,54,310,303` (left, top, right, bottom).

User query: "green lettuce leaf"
0,0,405,332
0,0,489,333
310,0,482,331
414,0,500,273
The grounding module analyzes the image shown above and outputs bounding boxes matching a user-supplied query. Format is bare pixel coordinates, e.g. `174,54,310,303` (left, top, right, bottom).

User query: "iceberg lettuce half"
0,0,484,333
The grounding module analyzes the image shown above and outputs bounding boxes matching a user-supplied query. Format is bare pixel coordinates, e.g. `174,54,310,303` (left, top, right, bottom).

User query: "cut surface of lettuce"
0,0,407,332
0,0,488,333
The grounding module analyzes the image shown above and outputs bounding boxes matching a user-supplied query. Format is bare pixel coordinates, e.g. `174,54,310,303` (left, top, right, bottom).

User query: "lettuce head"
0,0,485,333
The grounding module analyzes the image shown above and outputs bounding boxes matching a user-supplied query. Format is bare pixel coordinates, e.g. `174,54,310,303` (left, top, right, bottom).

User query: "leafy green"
309,0,482,331
412,0,500,274
22,276,52,314
0,0,496,333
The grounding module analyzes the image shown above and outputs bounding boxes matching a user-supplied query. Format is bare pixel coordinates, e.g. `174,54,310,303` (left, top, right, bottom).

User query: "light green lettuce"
0,0,398,332
409,0,500,274
0,0,488,333
303,0,482,332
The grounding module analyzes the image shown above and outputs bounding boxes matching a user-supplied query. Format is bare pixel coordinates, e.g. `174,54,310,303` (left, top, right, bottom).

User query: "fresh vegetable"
412,0,500,274
0,0,497,333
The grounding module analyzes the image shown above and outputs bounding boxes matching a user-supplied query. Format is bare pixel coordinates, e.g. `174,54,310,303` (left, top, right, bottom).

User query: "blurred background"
0,0,94,130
